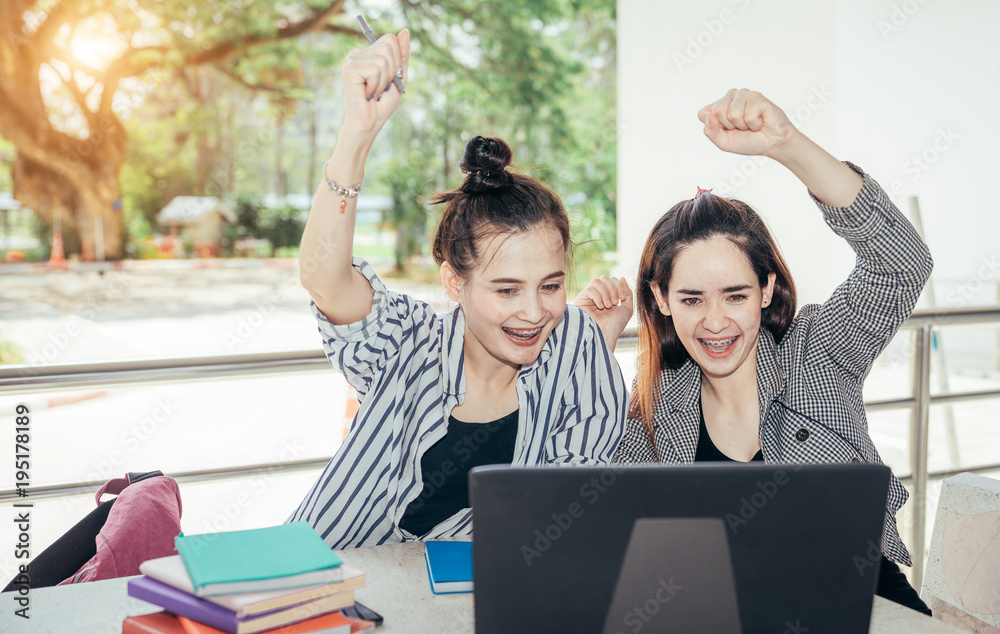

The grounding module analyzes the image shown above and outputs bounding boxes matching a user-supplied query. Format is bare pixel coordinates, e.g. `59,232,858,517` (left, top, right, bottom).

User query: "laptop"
469,463,890,634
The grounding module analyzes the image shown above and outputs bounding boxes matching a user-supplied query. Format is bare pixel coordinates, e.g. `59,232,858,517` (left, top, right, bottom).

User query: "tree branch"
32,0,98,48
49,51,106,85
186,0,347,67
413,32,498,101
399,2,497,100
98,73,120,118
218,66,290,96
96,2,352,94
99,44,168,88
322,23,365,38
47,60,102,131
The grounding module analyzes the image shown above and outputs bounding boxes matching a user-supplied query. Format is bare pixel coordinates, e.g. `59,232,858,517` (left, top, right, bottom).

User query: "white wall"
618,0,1000,308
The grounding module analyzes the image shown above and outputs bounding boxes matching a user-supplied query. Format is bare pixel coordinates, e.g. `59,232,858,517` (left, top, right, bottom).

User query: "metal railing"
2,306,1000,589
867,306,1000,588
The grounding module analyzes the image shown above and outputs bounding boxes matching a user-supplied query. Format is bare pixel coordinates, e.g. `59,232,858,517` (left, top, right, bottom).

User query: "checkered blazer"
613,164,933,567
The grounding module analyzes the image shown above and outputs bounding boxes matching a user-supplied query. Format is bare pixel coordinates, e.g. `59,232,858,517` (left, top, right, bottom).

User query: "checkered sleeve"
612,414,658,464
806,163,933,380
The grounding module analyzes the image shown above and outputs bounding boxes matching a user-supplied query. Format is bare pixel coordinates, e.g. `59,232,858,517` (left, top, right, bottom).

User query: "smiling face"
442,223,567,375
651,234,775,385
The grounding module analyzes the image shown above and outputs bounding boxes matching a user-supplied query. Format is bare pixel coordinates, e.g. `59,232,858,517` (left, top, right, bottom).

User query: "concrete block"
922,473,1000,633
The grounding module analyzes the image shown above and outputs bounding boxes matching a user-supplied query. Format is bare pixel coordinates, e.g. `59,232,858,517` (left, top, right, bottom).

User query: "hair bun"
460,136,514,193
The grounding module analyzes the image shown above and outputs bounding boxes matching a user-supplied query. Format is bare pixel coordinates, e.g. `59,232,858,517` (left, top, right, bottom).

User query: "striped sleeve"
311,256,431,400
544,307,627,465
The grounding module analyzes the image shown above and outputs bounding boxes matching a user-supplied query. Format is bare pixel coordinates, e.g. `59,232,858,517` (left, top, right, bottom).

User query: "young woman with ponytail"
580,88,933,614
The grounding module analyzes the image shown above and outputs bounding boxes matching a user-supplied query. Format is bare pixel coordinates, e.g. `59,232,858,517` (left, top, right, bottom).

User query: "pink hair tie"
695,186,713,198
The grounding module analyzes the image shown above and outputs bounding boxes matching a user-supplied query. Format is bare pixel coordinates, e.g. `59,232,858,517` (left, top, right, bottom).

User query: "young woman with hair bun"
290,32,628,548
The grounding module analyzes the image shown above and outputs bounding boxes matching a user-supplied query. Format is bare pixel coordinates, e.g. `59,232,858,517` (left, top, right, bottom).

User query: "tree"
1,1,616,269
371,0,617,276
0,0,357,260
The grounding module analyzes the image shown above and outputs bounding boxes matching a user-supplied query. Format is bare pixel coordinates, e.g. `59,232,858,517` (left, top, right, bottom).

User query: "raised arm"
698,88,863,207
299,30,410,325
699,89,932,379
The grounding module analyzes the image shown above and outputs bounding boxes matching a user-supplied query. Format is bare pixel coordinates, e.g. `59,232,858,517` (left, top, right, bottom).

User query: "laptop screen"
470,463,890,634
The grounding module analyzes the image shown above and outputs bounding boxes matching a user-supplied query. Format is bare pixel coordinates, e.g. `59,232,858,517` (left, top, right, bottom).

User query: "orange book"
122,611,187,634
176,611,371,634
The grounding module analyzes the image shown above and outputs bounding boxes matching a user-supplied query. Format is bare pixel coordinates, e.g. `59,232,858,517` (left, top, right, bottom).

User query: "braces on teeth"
702,337,736,348
505,327,541,339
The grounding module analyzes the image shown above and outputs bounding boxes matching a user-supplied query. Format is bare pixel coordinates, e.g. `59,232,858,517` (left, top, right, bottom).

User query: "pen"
356,15,406,95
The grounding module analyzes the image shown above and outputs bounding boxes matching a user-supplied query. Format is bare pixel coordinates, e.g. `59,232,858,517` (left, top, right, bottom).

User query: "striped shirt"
289,257,628,549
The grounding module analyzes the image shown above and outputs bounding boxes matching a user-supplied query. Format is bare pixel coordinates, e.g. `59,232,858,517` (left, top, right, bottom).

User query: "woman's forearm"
297,28,409,325
769,131,864,208
299,126,379,324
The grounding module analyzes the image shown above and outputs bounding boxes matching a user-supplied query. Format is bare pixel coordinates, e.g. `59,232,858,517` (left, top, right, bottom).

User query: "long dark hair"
430,136,570,279
631,193,797,440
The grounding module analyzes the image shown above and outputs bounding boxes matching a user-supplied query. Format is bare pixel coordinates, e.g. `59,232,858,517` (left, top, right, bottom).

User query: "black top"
694,404,764,463
398,410,518,536
692,405,930,614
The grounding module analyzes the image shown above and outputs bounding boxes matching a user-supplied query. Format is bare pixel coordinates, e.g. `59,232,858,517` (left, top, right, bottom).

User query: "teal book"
424,540,473,594
175,522,342,597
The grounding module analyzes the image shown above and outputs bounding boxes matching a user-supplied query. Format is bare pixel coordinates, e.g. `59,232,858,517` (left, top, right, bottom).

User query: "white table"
0,541,964,633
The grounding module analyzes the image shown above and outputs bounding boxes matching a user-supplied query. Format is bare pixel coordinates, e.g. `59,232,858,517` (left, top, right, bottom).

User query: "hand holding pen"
357,15,406,96
340,22,409,136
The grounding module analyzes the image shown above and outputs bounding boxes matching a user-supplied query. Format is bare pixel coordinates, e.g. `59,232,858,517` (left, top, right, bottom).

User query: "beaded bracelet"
323,159,363,213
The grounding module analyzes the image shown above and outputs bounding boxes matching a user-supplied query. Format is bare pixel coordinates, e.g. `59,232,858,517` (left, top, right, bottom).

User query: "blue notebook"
424,541,473,594
175,522,342,596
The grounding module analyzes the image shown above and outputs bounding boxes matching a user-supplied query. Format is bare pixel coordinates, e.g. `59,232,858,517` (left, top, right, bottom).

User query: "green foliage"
568,199,618,295
0,337,23,364
4,0,616,272
31,213,52,261
221,224,241,258
377,115,437,270
0,247,45,263
122,203,154,259
259,204,305,251
0,137,13,192
369,0,618,273
119,68,206,231
234,194,264,235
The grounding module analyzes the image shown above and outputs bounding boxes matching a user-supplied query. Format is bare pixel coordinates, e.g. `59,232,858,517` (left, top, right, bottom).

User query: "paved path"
0,262,449,364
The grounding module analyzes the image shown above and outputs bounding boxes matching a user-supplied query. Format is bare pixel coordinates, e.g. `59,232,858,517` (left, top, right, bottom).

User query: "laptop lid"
470,463,889,634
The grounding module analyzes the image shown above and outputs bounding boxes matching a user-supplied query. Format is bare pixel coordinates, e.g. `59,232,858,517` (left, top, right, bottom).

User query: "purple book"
128,576,237,632
126,576,354,634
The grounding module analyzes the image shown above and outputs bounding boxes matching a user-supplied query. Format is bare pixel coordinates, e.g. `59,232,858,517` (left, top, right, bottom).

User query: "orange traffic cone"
49,232,67,270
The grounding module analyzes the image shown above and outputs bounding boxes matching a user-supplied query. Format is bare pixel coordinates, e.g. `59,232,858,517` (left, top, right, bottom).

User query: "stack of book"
123,522,371,634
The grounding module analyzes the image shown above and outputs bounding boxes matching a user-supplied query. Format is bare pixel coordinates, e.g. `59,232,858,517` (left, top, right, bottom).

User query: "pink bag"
58,471,183,584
